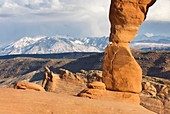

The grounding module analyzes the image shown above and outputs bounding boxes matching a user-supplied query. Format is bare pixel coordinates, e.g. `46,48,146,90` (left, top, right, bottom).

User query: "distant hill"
0,50,169,80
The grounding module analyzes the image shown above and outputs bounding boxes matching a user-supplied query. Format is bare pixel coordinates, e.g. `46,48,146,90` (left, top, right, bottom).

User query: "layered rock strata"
78,81,140,105
102,0,156,93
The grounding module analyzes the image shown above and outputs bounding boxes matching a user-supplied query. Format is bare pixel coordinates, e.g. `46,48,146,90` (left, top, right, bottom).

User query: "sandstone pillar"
42,66,60,92
102,0,156,93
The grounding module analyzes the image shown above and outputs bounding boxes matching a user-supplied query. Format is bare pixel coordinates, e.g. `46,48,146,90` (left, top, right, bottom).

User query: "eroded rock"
59,68,75,80
78,81,140,105
140,95,164,114
102,43,142,93
142,81,157,96
14,81,45,92
87,81,106,90
42,66,60,92
109,0,156,43
102,0,156,94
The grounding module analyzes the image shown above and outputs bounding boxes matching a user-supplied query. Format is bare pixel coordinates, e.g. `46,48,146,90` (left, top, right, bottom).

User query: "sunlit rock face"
103,0,156,93
109,0,157,43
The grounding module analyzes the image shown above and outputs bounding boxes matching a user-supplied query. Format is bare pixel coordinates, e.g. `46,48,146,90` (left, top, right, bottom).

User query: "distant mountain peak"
0,34,169,55
0,36,109,55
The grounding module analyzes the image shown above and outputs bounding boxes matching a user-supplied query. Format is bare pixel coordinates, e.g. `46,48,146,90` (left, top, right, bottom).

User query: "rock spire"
102,0,157,93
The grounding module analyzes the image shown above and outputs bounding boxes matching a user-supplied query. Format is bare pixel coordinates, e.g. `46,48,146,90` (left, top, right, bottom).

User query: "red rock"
102,43,142,93
14,81,45,92
102,0,156,93
109,0,157,43
140,95,164,114
42,66,60,92
87,82,106,90
78,89,140,105
0,88,156,114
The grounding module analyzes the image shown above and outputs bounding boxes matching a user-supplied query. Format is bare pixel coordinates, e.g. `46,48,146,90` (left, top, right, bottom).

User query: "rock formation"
102,0,157,93
14,81,45,92
42,66,60,92
142,81,157,96
109,0,157,43
78,81,140,105
59,68,76,80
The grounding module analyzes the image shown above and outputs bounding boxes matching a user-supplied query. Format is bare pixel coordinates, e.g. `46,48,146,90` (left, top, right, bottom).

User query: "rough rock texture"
102,0,156,93
14,81,45,92
86,70,103,83
109,0,157,43
140,95,164,114
59,68,76,80
142,76,170,100
87,81,106,90
164,100,170,114
78,82,140,105
76,70,103,83
78,89,141,105
102,43,142,93
42,66,60,92
142,82,157,96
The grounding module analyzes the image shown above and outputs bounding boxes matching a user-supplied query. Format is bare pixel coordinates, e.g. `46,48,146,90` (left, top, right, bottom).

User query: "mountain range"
0,34,169,55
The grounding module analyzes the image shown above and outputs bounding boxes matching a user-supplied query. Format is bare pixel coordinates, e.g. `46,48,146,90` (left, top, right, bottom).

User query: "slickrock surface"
0,88,155,114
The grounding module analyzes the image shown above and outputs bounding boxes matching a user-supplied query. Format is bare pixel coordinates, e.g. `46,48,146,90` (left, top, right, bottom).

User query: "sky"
0,0,170,46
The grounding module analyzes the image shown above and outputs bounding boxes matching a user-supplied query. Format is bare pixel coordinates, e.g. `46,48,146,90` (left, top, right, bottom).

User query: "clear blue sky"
0,0,170,46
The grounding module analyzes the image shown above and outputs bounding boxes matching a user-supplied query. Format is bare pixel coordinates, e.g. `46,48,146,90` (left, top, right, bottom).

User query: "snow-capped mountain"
133,34,170,44
0,34,169,55
0,35,109,55
130,34,170,50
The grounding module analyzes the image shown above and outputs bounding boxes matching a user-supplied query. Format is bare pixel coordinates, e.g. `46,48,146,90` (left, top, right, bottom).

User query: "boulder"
14,81,45,92
142,82,151,90
102,43,142,93
86,70,103,83
59,68,75,80
142,82,157,96
156,85,169,99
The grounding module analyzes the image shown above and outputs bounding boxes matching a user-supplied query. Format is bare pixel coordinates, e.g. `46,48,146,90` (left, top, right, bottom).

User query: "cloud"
0,0,169,44
0,0,111,36
146,0,170,22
